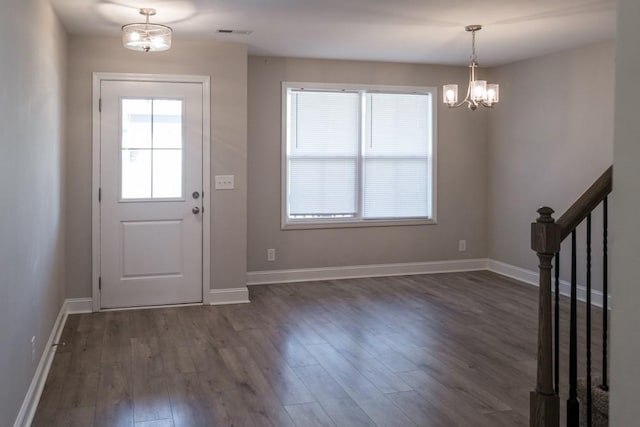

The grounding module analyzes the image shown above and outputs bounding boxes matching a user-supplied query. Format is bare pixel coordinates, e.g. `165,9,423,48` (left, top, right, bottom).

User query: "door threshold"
99,301,204,312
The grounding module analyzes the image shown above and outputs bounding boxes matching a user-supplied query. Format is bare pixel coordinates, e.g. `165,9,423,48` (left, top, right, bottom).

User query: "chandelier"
443,25,499,110
122,8,172,53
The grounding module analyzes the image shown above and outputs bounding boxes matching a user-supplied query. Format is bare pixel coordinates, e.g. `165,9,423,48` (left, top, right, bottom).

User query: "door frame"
91,72,211,312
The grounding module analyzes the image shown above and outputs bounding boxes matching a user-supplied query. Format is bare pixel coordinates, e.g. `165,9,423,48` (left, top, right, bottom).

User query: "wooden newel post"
530,207,561,427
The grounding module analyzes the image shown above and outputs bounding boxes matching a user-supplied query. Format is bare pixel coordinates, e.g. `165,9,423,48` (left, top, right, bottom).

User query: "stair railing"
530,166,612,427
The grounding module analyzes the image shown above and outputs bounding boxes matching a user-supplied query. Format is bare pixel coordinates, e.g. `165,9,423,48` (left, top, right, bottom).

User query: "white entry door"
99,79,204,309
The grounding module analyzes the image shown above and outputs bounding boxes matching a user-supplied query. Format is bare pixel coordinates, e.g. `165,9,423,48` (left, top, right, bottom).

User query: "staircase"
577,377,608,427
529,166,611,427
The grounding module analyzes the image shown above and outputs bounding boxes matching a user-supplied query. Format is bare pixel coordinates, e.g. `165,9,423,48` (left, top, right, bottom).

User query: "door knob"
192,207,201,214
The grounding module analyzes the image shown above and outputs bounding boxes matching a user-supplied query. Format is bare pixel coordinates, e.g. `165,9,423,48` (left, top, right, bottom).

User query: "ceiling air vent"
217,29,253,35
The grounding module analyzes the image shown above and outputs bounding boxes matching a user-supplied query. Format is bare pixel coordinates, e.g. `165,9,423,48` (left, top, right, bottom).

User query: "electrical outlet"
458,239,467,252
267,248,276,262
215,175,235,190
31,336,36,363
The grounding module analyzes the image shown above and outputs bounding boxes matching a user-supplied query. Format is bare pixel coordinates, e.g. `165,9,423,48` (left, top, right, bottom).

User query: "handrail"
530,164,613,427
557,166,612,240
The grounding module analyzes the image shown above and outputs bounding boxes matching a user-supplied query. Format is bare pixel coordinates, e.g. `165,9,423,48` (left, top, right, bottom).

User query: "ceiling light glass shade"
470,80,487,102
443,84,458,105
486,84,499,104
122,9,172,53
443,25,499,110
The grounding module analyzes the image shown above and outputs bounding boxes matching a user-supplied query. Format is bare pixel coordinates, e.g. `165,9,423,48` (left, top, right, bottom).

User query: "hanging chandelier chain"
471,29,477,63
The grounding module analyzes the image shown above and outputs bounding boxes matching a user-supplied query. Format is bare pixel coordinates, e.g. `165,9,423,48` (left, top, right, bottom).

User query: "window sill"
281,218,437,230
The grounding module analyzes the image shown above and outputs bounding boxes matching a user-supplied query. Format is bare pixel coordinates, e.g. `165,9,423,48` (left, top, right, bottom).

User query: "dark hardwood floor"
32,271,604,426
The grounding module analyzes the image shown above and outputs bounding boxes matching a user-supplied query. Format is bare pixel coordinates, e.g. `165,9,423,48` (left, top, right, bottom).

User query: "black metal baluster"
586,214,593,426
554,252,560,395
601,197,609,391
567,230,580,427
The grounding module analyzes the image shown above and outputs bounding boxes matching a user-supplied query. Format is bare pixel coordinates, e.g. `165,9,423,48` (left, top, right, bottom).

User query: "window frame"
281,82,438,230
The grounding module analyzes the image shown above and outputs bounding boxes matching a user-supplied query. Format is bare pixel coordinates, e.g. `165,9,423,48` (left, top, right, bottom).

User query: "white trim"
92,72,211,311
247,259,488,285
92,74,101,312
486,259,538,287
13,302,67,427
208,287,250,305
91,73,211,83
100,302,203,312
13,297,94,427
282,218,437,230
247,258,612,309
201,77,212,305
65,298,93,314
487,259,612,309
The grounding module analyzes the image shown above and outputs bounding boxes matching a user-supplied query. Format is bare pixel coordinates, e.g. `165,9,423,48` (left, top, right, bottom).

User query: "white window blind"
284,84,435,226
288,90,360,218
363,93,432,219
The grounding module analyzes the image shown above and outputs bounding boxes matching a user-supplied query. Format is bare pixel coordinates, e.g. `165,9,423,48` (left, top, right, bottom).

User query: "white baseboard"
208,287,250,305
247,258,611,309
65,297,93,314
247,258,488,285
13,299,73,427
487,259,611,309
68,293,253,310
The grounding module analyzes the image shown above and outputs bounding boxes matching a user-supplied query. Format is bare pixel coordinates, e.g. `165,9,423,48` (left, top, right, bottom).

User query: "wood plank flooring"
32,271,604,426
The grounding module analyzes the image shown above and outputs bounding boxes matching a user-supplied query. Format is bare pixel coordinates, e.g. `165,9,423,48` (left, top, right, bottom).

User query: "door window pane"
153,149,183,198
122,99,152,149
120,98,184,200
153,100,183,149
122,149,152,199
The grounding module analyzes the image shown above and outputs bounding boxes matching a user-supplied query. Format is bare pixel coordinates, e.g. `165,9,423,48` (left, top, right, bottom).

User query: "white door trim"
92,72,211,312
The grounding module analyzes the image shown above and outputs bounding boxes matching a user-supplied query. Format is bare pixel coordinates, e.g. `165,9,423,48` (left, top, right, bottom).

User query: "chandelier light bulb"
446,90,455,102
472,80,487,102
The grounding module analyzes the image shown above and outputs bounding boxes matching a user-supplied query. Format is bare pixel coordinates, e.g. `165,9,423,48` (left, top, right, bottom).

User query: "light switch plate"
215,175,234,190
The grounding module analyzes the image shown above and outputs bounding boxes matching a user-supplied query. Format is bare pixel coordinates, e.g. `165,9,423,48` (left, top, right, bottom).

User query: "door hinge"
98,187,101,202
98,277,102,291
99,98,102,112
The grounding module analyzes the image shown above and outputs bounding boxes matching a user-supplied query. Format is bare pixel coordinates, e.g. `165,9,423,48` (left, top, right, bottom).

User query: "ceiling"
50,0,616,66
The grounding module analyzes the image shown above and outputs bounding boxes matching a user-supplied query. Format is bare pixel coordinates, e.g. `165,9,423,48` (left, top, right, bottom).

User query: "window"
282,82,436,228
121,98,184,200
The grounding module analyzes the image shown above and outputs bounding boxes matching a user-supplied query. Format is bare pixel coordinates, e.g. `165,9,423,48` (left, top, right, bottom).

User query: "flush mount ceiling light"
122,8,172,53
443,25,499,110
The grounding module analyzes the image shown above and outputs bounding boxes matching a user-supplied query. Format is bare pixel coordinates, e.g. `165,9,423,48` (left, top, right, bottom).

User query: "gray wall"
487,42,615,285
611,0,640,423
0,0,67,424
65,37,248,298
248,57,488,272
